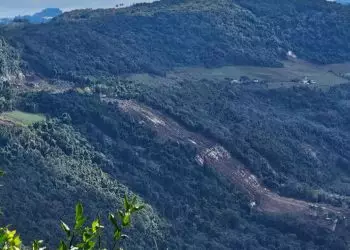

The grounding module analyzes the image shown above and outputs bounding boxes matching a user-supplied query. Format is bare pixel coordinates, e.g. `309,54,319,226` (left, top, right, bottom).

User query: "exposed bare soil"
116,99,350,231
0,118,15,126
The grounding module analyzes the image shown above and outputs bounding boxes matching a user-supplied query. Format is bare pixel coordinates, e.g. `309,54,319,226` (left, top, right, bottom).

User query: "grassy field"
0,110,46,126
126,59,350,89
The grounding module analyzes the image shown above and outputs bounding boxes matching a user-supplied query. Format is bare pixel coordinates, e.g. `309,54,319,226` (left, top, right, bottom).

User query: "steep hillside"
0,37,22,82
121,72,348,194
1,0,350,249
0,120,164,248
235,0,350,63
117,98,349,230
14,89,349,249
2,0,350,79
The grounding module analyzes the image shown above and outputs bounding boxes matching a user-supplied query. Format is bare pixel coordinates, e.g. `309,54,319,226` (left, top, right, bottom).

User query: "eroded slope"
117,99,349,231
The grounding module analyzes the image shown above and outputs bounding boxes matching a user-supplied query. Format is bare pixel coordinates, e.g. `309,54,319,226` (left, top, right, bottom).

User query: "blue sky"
0,0,154,17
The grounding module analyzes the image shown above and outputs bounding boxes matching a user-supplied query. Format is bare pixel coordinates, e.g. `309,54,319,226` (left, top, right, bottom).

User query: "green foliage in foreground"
0,192,144,250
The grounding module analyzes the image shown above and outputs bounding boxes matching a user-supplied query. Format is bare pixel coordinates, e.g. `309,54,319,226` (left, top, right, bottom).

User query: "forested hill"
2,0,350,249
2,0,350,78
0,37,22,82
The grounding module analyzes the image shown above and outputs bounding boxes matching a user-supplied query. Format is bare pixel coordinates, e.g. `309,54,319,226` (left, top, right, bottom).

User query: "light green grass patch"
126,59,349,90
0,110,46,126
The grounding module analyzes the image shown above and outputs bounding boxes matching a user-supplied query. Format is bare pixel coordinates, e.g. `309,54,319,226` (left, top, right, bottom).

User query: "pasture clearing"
0,110,46,126
126,59,349,89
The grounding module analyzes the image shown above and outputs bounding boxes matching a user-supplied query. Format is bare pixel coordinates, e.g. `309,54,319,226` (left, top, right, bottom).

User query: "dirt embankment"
116,99,349,231
0,118,15,126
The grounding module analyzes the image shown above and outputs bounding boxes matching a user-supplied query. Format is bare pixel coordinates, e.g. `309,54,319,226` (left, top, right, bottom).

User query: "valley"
0,61,350,249
1,0,350,248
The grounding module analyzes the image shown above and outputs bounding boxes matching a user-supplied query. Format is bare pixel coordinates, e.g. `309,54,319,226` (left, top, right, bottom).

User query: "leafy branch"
0,168,144,250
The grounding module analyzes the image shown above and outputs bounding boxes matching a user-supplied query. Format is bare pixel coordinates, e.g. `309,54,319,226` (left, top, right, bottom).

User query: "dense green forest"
2,87,344,249
0,37,21,80
0,113,165,248
130,78,350,205
2,0,350,79
1,0,350,249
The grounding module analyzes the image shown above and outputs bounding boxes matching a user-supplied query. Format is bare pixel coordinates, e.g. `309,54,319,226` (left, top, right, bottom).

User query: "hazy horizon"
0,0,155,18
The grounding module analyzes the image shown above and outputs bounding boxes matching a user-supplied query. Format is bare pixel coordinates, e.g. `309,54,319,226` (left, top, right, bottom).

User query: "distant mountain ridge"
0,8,62,24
